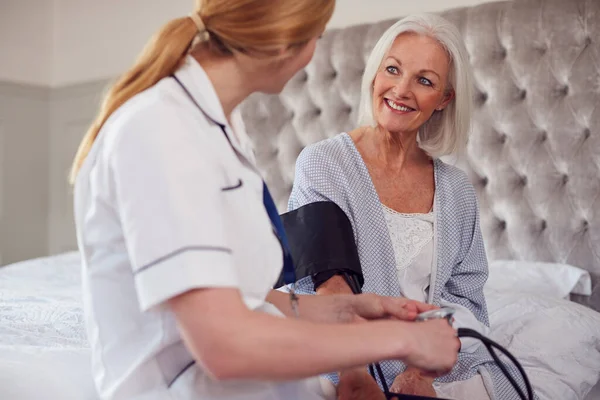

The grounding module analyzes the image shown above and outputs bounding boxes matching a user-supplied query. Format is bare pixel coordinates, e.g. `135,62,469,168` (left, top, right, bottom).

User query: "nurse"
69,1,460,399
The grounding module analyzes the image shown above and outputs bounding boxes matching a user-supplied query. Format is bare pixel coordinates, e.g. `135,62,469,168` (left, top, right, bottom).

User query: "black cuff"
280,201,364,292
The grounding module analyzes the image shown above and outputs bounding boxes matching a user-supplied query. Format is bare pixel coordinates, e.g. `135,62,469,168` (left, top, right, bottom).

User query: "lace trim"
382,205,434,272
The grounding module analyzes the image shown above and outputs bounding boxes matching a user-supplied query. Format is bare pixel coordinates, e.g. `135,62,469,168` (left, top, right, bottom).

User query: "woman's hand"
389,367,437,397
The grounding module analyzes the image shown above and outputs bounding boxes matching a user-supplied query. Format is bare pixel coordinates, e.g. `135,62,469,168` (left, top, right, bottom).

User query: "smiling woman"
286,13,536,400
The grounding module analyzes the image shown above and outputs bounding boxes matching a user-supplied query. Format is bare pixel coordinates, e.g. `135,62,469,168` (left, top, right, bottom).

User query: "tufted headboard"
239,0,600,311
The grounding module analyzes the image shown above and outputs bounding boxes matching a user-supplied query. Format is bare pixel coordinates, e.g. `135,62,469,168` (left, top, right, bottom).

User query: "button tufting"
481,176,489,187
540,220,547,231
583,220,589,230
585,37,592,47
478,92,488,104
499,133,507,144
562,174,569,185
498,220,507,230
519,175,528,187
558,85,569,97
518,89,527,100
537,46,547,55
499,47,507,59
584,128,591,139
314,108,322,116
539,131,547,142
330,70,337,79
344,106,352,114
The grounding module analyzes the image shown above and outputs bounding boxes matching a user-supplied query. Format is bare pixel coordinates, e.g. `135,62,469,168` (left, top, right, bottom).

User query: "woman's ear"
436,88,455,111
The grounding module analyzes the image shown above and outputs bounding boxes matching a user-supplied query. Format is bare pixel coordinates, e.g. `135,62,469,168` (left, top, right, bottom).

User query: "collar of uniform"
173,55,228,128
174,55,256,159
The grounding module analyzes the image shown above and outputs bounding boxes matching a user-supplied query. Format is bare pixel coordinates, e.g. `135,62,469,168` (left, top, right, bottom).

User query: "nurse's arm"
168,287,455,381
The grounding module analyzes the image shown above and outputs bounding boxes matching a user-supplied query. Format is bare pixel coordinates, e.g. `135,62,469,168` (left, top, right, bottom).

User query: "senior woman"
287,13,536,400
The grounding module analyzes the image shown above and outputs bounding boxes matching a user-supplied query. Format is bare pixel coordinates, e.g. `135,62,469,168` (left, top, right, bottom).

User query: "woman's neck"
190,47,255,120
365,127,429,171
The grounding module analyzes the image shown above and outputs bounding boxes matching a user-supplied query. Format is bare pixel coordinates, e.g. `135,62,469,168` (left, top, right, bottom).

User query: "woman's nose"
392,77,412,98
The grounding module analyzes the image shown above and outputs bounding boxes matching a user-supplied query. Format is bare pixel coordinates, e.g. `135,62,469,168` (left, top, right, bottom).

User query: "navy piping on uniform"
222,179,243,191
167,360,196,388
135,246,232,275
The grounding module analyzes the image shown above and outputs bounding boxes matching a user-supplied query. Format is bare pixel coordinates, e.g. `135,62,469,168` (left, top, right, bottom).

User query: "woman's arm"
168,287,459,381
316,274,355,295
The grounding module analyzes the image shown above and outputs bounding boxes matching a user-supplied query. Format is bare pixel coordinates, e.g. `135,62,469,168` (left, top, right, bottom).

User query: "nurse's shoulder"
97,78,220,174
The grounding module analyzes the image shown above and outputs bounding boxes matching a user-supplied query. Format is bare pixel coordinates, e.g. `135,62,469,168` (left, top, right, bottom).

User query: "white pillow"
486,260,592,300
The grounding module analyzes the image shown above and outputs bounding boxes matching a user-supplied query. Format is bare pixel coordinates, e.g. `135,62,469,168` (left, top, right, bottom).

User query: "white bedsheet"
1,252,599,400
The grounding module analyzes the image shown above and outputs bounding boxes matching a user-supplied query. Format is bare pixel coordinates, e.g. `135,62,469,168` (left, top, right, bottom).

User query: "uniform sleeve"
109,104,239,312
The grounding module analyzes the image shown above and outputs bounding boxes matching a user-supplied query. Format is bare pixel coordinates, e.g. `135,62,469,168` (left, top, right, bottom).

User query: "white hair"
357,13,473,157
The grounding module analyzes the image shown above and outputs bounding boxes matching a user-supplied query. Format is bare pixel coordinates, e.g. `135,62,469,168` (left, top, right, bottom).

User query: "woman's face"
372,32,454,135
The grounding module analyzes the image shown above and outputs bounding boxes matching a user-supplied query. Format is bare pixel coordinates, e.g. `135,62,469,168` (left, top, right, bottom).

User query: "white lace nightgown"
383,204,491,400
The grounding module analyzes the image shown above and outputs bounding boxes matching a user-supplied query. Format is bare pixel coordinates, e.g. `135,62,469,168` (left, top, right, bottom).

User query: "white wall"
52,0,191,87
0,0,501,87
0,0,54,86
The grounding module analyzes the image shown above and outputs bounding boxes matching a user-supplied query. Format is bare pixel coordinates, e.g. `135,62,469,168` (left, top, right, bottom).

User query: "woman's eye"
419,77,433,86
386,66,398,74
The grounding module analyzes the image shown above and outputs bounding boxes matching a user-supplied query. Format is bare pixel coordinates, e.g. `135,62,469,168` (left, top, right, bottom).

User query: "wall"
52,0,190,87
47,81,109,256
0,82,49,265
0,0,54,86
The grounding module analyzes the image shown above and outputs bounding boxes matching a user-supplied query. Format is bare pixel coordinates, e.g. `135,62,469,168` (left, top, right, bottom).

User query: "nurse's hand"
296,293,436,324
309,275,437,323
266,290,435,324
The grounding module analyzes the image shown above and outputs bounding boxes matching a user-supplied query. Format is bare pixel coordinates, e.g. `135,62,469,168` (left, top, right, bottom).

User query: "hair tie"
189,12,206,33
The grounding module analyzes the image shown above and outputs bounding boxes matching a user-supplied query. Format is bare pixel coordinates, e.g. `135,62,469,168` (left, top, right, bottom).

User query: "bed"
2,0,600,399
1,252,599,399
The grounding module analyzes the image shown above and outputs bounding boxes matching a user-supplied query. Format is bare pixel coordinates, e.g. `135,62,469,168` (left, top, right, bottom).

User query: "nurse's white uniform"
74,55,334,400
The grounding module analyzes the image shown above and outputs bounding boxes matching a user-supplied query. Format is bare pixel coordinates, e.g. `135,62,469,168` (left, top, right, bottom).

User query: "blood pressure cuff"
279,201,364,291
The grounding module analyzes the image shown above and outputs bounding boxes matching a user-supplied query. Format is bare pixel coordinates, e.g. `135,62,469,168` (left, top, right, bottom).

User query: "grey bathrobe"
287,133,535,400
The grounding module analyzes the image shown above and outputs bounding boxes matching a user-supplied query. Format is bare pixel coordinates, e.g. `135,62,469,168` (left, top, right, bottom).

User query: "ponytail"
69,17,198,183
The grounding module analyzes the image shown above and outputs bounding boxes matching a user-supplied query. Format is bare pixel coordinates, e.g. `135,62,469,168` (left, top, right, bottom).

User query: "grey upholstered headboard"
239,0,600,311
